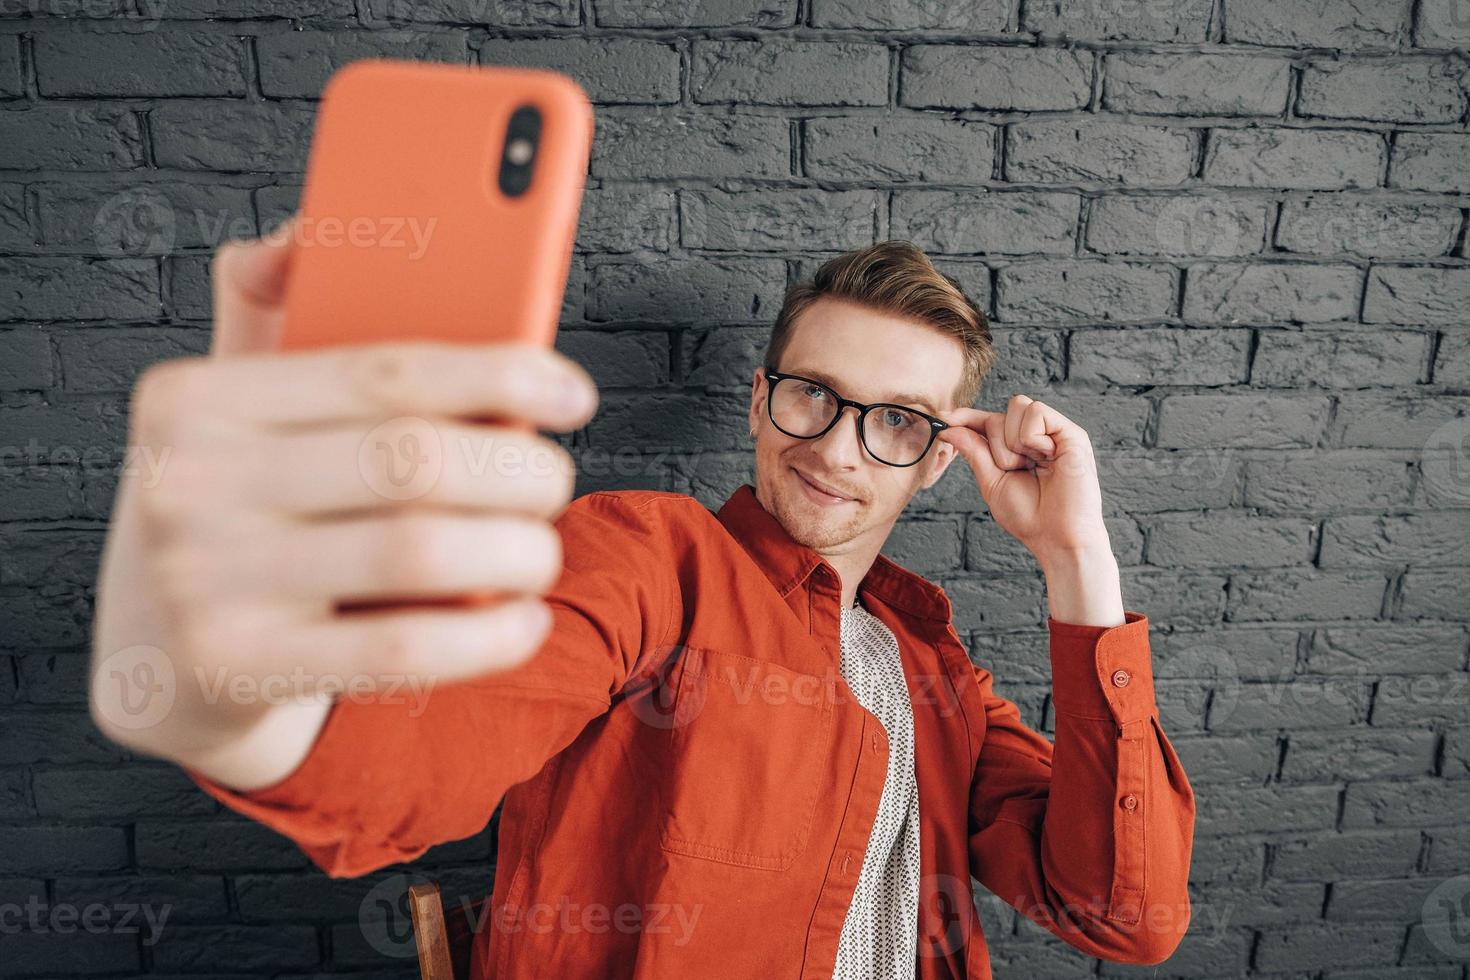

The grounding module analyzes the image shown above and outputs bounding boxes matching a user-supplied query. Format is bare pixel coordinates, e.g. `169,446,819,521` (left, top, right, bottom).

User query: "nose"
811,403,867,467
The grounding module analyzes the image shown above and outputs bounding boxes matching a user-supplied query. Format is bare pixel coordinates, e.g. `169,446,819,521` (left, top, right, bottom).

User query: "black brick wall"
1,0,1467,976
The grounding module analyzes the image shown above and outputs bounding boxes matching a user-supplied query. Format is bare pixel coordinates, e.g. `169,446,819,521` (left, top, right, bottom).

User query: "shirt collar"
714,483,953,623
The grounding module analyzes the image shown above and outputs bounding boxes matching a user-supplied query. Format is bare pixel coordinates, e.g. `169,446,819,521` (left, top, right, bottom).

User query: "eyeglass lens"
769,377,931,466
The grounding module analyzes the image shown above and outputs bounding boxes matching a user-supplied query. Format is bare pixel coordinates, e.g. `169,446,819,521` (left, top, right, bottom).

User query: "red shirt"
186,483,1196,978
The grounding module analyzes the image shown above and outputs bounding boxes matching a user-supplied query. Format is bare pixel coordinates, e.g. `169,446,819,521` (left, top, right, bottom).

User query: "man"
91,221,1195,978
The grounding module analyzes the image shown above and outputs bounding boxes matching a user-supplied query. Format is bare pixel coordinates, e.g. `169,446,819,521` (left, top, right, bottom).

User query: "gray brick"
1195,783,1340,835
1432,331,1470,387
2,932,142,975
150,924,320,973
136,820,310,871
590,110,789,179
1204,127,1384,189
996,260,1176,322
54,874,229,921
1400,568,1470,619
1343,778,1470,828
1146,513,1315,567
1299,58,1468,124
1276,198,1462,259
1334,393,1470,448
587,390,749,452
1286,729,1437,780
151,101,316,172
680,324,772,388
1096,450,1242,513
1023,0,1214,41
0,182,27,248
592,0,796,27
1227,569,1389,621
1309,625,1468,674
35,32,246,97
0,256,159,320
1416,0,1470,47
1389,133,1470,192
811,0,1006,29
1256,923,1406,971
1183,262,1362,324
1007,118,1197,186
165,0,353,14
0,36,20,98
0,106,144,169
0,827,127,875
901,45,1091,112
35,180,256,254
1328,876,1446,920
691,40,888,106
1251,328,1428,387
589,256,786,322
362,0,576,23
805,115,996,183
1085,194,1270,257
888,517,963,575
577,186,675,252
1104,53,1291,116
1070,326,1251,385
1320,513,1470,567
1364,267,1470,325
258,30,467,99
1158,393,1334,449
891,190,1079,255
1272,830,1423,881
33,765,218,819
477,37,678,104
1243,451,1414,512
680,188,880,251
0,328,54,391
55,327,207,393
1174,733,1279,781
1225,0,1412,49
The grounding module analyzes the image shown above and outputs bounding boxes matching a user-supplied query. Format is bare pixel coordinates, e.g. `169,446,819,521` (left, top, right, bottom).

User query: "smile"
793,467,856,506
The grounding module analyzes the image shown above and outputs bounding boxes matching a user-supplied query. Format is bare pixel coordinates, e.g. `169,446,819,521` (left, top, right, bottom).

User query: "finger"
1018,399,1059,459
936,413,1005,490
187,594,556,694
148,418,575,531
1003,394,1038,460
185,340,599,433
154,510,562,605
976,408,1033,471
210,215,297,358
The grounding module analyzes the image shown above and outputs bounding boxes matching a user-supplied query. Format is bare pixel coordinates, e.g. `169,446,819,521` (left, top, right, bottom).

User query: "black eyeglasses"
762,369,950,468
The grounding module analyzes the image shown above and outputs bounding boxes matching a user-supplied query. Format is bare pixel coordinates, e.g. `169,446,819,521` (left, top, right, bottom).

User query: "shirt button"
1121,794,1139,812
1111,669,1131,688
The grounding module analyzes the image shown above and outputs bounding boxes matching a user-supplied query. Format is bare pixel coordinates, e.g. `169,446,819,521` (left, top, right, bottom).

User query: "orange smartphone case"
276,59,594,613
279,58,593,354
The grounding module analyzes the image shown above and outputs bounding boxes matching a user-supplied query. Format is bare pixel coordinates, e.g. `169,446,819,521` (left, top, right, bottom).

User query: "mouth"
792,467,857,506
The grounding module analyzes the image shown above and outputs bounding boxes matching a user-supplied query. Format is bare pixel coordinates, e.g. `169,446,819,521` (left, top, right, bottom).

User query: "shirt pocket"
658,646,834,871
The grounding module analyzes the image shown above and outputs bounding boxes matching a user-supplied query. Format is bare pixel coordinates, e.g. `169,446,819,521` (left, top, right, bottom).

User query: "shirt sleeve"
967,610,1196,965
181,491,678,879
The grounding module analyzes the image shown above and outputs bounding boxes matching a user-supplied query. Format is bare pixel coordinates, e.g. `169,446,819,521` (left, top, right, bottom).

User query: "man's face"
749,296,964,553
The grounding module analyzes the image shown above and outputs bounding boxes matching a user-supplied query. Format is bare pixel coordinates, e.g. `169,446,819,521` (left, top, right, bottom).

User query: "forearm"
1040,543,1126,628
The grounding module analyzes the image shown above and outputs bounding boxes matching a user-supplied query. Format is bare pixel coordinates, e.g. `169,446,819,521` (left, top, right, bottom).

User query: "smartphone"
276,58,594,611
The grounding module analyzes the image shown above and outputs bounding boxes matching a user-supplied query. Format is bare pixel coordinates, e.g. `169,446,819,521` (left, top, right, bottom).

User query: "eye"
880,408,917,429
801,384,830,401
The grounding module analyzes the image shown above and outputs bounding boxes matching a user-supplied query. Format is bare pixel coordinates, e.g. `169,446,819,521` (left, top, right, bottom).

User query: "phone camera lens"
498,105,542,198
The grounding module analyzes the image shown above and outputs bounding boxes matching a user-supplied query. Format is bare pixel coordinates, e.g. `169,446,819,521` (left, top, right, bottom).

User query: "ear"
748,365,765,435
920,438,957,491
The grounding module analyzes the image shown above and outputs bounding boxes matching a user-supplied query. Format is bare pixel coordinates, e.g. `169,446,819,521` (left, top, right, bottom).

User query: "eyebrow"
782,367,940,415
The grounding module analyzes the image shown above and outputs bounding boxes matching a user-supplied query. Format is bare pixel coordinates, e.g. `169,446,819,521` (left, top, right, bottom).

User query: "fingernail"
557,376,594,414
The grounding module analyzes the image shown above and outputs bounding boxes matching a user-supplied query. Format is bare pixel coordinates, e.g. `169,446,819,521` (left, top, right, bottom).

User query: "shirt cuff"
179,698,417,877
1048,610,1157,724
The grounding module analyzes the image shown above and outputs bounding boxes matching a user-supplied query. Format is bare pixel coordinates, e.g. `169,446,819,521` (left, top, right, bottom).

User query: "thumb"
209,214,297,357
938,417,1006,496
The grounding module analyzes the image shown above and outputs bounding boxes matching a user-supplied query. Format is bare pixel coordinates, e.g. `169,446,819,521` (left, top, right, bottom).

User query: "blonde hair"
763,241,996,409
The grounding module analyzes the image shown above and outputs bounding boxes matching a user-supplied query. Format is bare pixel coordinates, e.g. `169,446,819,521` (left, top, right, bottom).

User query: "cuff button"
1111,669,1131,688
1121,794,1139,812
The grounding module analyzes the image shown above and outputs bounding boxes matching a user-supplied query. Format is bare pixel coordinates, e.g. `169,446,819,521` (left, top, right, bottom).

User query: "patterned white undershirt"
832,596,921,980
